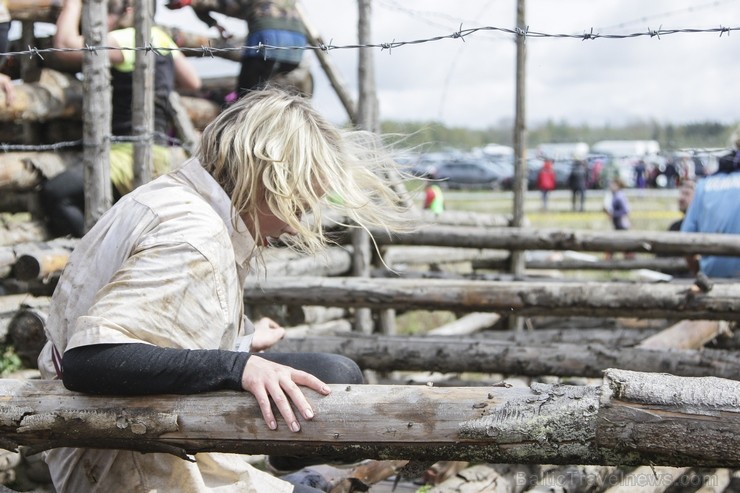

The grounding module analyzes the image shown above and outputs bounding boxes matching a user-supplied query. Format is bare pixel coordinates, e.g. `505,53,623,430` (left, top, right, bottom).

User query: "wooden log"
596,369,740,468
244,276,740,320
0,238,77,276
417,210,512,228
479,327,662,347
636,320,724,350
0,191,44,217
6,307,46,368
473,255,691,273
0,152,80,191
0,369,737,467
0,219,50,247
600,466,689,493
0,295,50,347
382,246,508,268
167,92,197,155
7,0,61,23
251,246,352,278
523,465,625,493
0,69,83,122
427,313,501,336
371,226,740,257
269,334,740,379
179,95,221,131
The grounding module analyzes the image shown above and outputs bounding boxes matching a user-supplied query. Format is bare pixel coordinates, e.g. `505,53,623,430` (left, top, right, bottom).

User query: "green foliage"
0,346,22,376
382,119,739,152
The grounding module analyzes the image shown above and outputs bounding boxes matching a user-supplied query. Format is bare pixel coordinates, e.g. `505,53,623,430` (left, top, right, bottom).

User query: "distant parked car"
432,159,503,189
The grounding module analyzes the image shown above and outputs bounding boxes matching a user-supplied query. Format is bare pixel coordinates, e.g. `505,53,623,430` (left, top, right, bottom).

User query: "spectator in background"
423,182,445,214
634,159,647,190
536,159,556,211
609,178,630,231
40,0,201,237
664,159,679,188
170,0,307,98
568,159,588,212
681,149,740,278
668,179,695,231
0,0,15,105
609,177,634,259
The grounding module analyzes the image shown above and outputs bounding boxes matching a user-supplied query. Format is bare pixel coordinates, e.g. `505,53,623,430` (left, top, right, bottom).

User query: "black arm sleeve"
62,343,251,395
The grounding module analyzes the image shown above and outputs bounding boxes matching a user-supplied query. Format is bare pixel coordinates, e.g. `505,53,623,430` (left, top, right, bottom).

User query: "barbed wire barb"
582,28,597,41
28,45,44,60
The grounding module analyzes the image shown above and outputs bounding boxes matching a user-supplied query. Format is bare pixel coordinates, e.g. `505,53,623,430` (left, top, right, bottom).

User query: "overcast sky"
158,0,738,130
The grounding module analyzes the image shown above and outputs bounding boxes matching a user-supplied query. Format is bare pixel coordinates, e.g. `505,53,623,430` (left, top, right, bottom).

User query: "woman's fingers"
242,357,331,432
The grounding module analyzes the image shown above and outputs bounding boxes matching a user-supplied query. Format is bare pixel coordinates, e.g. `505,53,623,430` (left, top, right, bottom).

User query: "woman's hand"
242,356,331,432
250,317,285,352
0,74,14,106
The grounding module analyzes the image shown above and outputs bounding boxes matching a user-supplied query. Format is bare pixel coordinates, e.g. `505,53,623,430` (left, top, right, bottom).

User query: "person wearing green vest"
423,183,445,214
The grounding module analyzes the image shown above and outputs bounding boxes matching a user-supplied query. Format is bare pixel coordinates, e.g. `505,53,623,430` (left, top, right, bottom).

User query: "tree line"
381,118,739,153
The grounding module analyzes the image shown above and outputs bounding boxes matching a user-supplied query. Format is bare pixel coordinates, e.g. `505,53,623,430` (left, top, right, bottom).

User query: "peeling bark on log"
371,226,740,257
270,334,740,379
0,370,737,467
244,276,740,320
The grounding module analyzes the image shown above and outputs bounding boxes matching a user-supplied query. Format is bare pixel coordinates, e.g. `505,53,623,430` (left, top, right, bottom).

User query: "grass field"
427,188,683,232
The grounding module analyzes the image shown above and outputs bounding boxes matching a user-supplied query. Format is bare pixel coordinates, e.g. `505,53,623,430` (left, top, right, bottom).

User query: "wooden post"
132,0,154,188
352,0,376,335
509,0,527,331
295,3,357,122
82,0,112,231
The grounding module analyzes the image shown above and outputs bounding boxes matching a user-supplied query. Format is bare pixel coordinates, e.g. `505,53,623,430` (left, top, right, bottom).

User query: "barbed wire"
1,24,737,60
0,132,184,153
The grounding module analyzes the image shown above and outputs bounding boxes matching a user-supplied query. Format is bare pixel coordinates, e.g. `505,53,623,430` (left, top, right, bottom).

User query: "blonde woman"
38,87,412,493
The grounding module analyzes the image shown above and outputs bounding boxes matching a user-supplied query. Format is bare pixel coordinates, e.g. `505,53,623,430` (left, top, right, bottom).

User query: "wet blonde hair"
197,87,412,254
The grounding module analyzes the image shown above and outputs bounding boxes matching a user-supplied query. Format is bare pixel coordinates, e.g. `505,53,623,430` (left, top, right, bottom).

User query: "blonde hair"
197,87,412,255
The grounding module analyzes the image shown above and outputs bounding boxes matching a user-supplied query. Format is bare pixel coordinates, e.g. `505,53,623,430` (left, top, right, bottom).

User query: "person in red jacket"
537,159,557,211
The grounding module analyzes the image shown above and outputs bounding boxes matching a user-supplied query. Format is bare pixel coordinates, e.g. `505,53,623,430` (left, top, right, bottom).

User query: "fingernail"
291,421,300,432
322,385,331,394
269,420,277,430
305,408,314,419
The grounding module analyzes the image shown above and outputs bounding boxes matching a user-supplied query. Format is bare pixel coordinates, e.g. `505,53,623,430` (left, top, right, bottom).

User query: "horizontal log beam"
270,334,740,379
244,276,740,320
0,370,737,467
371,226,740,257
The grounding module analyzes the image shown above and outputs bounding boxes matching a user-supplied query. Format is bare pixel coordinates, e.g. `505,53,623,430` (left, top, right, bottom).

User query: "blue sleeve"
681,182,704,233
